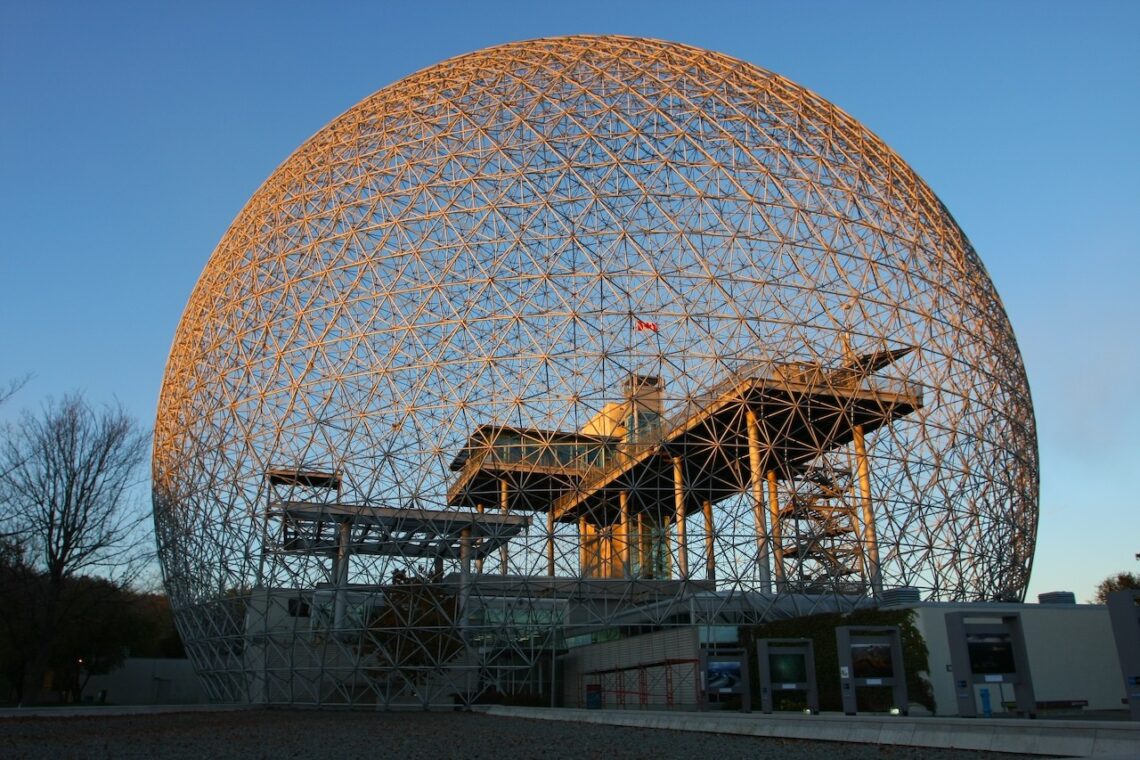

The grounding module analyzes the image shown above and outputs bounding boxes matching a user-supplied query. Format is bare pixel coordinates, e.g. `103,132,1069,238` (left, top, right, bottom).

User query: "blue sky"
2,1,1137,600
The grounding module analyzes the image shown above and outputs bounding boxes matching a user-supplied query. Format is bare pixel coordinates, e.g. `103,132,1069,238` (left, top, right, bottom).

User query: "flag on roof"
635,319,659,332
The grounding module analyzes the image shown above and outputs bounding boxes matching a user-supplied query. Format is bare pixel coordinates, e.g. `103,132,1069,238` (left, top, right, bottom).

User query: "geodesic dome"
153,35,1037,704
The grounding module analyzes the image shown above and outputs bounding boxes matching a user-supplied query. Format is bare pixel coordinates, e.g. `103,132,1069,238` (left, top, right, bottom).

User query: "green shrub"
742,608,934,713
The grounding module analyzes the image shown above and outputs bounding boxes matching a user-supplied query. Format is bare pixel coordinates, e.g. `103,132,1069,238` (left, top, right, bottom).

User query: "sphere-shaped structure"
154,36,1037,705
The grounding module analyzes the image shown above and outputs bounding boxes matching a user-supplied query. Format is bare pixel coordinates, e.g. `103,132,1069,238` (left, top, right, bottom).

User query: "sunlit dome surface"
154,35,1037,660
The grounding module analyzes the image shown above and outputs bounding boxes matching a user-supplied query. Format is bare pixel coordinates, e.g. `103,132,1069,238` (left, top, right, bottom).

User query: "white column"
333,519,351,629
746,408,773,592
703,498,715,582
620,491,631,578
546,509,555,577
475,504,485,574
767,469,785,589
499,478,510,575
853,424,882,597
672,456,688,580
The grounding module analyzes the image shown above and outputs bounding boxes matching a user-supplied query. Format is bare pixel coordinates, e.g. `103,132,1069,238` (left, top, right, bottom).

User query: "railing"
454,356,922,502
579,658,700,710
450,439,617,490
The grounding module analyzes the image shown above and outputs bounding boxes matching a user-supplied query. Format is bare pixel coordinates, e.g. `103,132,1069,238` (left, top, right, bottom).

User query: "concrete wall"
561,627,699,708
911,602,1125,716
84,658,206,705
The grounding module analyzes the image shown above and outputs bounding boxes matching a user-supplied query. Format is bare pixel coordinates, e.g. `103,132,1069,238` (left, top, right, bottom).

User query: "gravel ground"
0,710,1045,760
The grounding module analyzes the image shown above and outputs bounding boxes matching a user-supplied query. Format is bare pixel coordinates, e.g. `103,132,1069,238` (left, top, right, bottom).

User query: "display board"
836,626,907,715
756,638,818,713
699,647,751,711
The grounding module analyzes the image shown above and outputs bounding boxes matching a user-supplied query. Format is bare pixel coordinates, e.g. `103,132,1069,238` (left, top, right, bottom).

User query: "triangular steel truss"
153,36,1038,707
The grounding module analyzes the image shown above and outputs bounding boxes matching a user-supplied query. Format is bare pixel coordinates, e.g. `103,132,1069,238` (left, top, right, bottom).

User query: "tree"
0,394,149,702
0,375,29,408
0,554,184,703
1094,571,1140,604
0,394,149,583
0,540,38,700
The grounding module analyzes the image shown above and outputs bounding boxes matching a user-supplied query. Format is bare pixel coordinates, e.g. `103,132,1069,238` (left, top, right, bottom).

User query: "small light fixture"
889,707,902,716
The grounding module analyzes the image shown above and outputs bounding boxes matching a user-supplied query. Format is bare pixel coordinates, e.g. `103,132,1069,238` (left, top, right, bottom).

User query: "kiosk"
699,648,751,711
1107,590,1140,721
836,626,907,715
756,638,818,713
945,611,1035,718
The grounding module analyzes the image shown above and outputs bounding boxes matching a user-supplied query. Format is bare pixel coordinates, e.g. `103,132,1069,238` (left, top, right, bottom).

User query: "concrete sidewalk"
0,703,249,719
484,705,1140,758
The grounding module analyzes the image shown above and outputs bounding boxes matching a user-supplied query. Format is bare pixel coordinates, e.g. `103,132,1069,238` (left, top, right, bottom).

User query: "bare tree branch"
0,374,30,408
0,394,150,584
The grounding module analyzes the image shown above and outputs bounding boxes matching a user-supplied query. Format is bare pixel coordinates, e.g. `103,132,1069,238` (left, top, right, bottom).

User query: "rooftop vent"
879,586,921,608
1037,591,1077,605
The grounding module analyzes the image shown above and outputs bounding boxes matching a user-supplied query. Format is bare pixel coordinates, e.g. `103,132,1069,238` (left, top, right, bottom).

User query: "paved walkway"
485,705,1140,758
4,703,1137,757
0,703,244,719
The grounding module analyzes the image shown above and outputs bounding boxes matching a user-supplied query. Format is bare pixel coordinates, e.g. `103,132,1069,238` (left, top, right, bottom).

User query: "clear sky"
2,1,1137,601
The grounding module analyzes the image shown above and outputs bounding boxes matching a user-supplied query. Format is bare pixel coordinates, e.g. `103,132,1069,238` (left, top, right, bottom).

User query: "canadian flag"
635,319,659,332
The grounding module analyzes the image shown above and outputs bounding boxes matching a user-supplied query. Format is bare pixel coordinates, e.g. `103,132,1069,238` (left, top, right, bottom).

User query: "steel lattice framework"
153,35,1037,706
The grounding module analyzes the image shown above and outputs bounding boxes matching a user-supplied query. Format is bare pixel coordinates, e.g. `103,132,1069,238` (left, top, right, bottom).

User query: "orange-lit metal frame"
152,35,1038,707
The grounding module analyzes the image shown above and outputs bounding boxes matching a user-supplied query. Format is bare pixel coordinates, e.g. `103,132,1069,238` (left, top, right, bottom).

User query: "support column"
637,512,649,579
459,526,472,628
767,469,785,589
620,491,631,578
333,519,351,629
746,408,773,592
475,504,485,574
546,509,555,577
256,486,270,588
499,478,509,575
460,527,472,577
578,515,588,578
702,499,715,581
852,424,882,598
672,456,688,580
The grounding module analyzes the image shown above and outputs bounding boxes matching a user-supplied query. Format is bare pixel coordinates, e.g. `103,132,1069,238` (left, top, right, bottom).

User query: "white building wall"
84,658,206,705
912,602,1125,716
